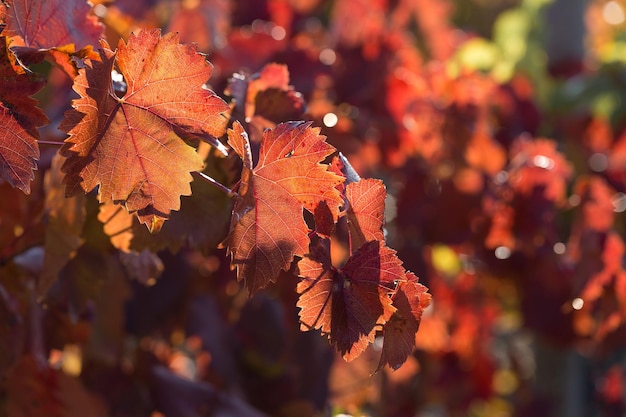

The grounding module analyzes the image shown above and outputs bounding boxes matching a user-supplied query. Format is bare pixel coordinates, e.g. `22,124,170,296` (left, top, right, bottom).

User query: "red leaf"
377,272,431,371
0,0,103,50
60,30,229,233
297,240,403,361
346,178,386,252
0,37,48,194
222,121,343,293
226,62,305,134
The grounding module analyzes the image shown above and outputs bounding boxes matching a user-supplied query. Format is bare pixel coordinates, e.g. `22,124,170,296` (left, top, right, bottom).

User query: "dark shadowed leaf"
297,240,404,361
377,272,431,371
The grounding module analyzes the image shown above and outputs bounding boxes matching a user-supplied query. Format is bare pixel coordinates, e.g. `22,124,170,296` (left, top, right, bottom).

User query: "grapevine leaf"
241,63,304,123
312,155,347,237
346,178,385,253
0,37,48,193
60,29,230,233
377,272,431,371
222,121,343,294
0,0,103,50
0,0,103,77
297,240,403,361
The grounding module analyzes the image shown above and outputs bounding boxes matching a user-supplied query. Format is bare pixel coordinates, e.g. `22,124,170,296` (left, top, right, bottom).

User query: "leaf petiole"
37,140,64,146
193,171,237,197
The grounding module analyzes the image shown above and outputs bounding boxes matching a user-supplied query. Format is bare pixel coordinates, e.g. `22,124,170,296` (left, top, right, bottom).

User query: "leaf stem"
37,140,64,146
193,171,237,197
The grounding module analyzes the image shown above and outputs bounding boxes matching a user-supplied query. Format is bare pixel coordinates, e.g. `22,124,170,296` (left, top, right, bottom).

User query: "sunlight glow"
93,3,107,17
532,155,555,170
553,242,566,255
568,194,581,207
603,1,625,25
495,246,511,259
572,298,584,310
319,48,337,65
612,192,626,212
323,112,338,127
589,153,608,172
271,26,286,40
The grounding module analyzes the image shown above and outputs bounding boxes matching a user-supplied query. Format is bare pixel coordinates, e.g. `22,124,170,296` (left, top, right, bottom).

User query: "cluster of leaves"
0,0,435,415
3,0,626,416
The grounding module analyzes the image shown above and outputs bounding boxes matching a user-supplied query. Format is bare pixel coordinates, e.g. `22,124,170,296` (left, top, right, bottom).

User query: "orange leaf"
60,29,229,233
346,178,386,253
222,121,343,294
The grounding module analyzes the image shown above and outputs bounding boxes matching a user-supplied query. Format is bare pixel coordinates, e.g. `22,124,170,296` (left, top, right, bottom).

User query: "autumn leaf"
226,62,305,147
377,272,431,371
346,178,386,253
0,0,103,77
240,63,302,123
0,37,48,193
60,29,229,233
297,240,404,361
0,0,103,50
222,121,343,294
313,155,347,237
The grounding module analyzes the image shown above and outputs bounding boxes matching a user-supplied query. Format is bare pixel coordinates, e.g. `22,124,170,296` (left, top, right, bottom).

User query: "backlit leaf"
297,240,403,361
377,272,431,371
0,0,103,50
60,29,229,233
222,121,343,294
346,178,385,253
